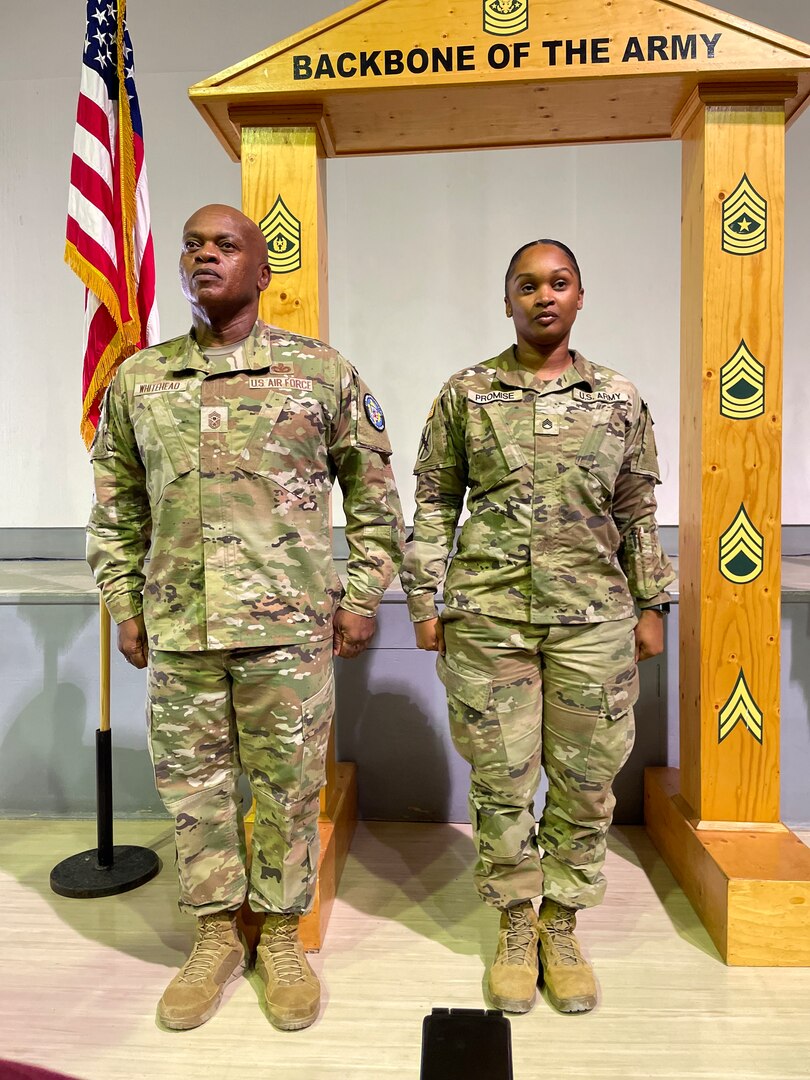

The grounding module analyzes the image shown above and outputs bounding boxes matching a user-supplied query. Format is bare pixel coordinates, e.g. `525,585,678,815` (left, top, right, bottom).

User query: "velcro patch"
468,390,522,405
249,376,313,391
201,406,228,432
536,414,559,436
573,389,628,404
136,381,181,395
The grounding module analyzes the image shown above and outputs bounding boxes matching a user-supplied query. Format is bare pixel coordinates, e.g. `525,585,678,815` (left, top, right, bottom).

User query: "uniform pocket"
135,396,193,504
466,404,526,493
575,406,625,494
297,670,335,802
437,653,493,712
240,396,325,499
544,665,638,783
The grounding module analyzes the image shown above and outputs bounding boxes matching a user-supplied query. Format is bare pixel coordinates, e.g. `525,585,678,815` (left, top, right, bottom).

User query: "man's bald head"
179,204,271,326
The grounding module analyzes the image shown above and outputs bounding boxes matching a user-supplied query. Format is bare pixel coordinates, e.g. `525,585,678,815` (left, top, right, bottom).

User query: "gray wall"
2,592,809,828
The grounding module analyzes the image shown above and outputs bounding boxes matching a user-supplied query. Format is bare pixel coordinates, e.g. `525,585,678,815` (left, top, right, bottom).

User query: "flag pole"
50,597,161,898
51,0,161,899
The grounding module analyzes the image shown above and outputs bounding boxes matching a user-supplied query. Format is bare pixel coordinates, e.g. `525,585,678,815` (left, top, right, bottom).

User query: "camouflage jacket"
87,321,404,651
401,347,674,624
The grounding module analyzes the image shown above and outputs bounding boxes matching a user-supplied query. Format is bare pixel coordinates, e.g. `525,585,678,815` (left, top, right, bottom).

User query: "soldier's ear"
577,287,584,311
504,298,513,319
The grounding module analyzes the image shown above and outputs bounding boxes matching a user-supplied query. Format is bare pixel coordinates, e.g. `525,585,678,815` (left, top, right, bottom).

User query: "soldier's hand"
635,609,664,663
414,617,445,655
333,608,376,659
118,614,149,669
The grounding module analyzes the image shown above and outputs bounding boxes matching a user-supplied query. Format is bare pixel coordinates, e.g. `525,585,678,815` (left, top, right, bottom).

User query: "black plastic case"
420,1007,513,1080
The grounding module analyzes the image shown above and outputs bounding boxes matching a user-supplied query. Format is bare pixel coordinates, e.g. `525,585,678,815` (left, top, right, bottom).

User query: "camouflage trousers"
439,610,639,911
147,640,334,917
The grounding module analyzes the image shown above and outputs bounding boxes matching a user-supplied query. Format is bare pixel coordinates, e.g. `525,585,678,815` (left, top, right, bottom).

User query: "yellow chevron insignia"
719,504,764,584
722,174,767,256
260,196,301,274
720,340,765,420
719,669,763,743
483,0,529,36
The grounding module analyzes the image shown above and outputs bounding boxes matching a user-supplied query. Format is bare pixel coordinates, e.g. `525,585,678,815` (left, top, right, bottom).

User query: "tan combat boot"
157,911,246,1030
487,901,539,1013
255,914,320,1031
537,898,597,1013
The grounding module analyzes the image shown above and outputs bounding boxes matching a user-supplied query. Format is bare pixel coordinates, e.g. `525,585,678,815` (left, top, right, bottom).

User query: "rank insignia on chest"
201,406,228,432
536,414,559,436
364,393,386,431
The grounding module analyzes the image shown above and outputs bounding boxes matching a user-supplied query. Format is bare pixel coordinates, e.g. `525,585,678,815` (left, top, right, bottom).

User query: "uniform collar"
495,346,595,393
166,321,276,374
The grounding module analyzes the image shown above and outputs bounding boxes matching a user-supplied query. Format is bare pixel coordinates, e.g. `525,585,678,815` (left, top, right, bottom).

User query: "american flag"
65,0,159,448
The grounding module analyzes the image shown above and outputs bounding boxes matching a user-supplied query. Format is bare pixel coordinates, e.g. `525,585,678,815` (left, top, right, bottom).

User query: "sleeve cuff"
406,592,440,623
102,591,144,625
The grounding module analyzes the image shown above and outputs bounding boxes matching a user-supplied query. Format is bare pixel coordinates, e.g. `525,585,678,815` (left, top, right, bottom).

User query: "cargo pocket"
297,671,335,802
587,667,639,782
135,395,193,505
544,664,638,784
438,653,511,771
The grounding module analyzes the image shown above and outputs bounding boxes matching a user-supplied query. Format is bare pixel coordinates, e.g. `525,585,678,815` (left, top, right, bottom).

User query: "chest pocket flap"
136,395,193,504
467,401,526,492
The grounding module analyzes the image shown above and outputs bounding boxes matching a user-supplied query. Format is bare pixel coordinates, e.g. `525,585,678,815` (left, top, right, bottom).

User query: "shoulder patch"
363,393,386,432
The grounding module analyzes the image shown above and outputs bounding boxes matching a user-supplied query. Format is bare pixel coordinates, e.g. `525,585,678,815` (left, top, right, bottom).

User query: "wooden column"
645,84,810,965
238,121,357,951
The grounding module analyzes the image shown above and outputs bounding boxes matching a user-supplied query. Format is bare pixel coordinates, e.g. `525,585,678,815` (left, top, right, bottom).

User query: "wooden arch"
190,0,810,963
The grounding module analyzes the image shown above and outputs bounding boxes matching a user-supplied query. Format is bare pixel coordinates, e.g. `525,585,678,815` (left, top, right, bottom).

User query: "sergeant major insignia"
260,196,302,274
719,503,764,584
483,0,529,36
364,393,386,432
722,174,767,256
720,340,765,420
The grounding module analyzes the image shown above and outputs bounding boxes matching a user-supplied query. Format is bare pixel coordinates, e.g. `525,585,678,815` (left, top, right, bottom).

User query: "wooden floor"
1,821,809,1080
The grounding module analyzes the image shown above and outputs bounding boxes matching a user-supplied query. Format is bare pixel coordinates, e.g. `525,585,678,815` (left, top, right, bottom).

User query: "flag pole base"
50,845,160,899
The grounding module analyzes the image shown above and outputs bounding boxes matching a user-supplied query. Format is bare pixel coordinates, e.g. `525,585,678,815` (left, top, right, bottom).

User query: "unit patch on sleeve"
363,393,386,431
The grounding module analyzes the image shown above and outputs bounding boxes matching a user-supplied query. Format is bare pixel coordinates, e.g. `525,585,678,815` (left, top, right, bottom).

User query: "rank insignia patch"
483,0,529,36
719,503,764,584
722,174,767,256
720,340,765,420
260,196,302,274
364,393,386,431
719,669,763,743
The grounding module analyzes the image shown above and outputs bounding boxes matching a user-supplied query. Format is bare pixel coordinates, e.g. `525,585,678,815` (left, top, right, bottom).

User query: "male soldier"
87,204,404,1031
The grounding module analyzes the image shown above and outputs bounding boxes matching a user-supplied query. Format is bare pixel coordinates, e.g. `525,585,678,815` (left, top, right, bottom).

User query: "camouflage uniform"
88,321,404,915
402,347,674,910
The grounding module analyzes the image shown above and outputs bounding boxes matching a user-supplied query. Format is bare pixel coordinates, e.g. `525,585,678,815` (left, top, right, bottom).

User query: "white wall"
1,0,808,528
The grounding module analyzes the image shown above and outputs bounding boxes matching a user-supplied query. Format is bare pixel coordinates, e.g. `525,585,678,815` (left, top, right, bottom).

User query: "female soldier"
401,240,674,1015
